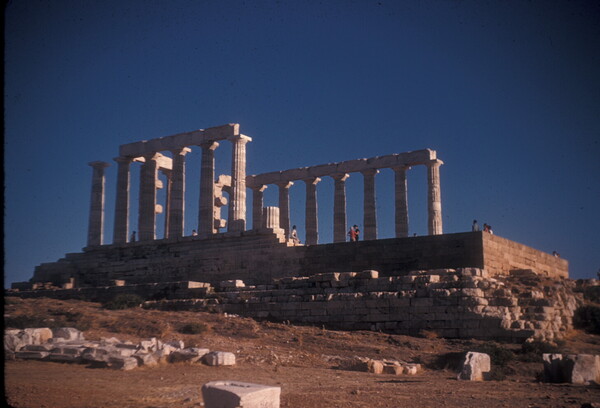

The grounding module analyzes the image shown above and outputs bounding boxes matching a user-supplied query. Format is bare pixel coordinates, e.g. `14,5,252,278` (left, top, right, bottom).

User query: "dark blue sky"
5,0,600,287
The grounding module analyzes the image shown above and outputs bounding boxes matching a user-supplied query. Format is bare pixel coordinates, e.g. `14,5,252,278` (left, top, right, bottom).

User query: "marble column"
251,184,267,230
228,135,252,232
303,177,321,245
199,141,218,235
393,166,410,238
112,156,132,244
138,153,160,241
361,169,379,240
87,161,110,247
427,159,444,235
263,206,280,229
276,181,294,238
162,169,172,238
167,147,191,238
332,173,350,243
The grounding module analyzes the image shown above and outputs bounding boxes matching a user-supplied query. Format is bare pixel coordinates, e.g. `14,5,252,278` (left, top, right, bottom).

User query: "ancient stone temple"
9,123,574,342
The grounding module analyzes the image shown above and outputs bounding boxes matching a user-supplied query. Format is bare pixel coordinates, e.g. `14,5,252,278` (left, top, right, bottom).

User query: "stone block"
457,352,491,381
24,328,54,344
134,352,158,367
203,351,236,366
356,270,379,279
52,327,84,341
108,356,138,370
543,354,600,384
15,350,50,360
170,347,210,363
201,380,281,408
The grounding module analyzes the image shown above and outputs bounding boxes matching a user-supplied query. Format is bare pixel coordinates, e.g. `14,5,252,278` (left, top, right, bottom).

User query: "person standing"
472,220,480,232
354,225,360,241
348,226,357,242
130,231,136,242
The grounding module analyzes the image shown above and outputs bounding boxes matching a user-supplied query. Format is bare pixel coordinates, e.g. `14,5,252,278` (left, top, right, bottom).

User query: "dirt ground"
4,297,600,408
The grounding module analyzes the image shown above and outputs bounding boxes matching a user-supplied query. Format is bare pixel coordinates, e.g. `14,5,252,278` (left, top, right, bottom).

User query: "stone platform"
14,231,567,291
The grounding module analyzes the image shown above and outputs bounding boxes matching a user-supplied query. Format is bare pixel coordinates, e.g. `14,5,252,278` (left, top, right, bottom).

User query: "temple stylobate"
86,123,443,247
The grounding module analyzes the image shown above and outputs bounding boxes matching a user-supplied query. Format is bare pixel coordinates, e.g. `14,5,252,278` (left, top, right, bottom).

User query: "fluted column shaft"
332,173,349,243
228,135,252,232
251,185,267,230
427,160,443,235
362,169,378,240
276,181,294,238
162,169,172,238
304,177,320,245
167,147,190,238
138,153,160,241
113,157,132,244
393,166,409,238
199,141,219,235
87,161,110,247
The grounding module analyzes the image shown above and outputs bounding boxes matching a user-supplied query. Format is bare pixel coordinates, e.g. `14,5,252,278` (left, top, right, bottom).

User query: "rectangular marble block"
202,381,281,408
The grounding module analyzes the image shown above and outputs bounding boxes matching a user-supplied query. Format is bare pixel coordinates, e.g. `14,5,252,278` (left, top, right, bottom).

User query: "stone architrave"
228,135,252,232
276,181,294,238
427,159,443,235
332,173,350,243
251,185,267,230
199,141,219,235
138,153,160,241
167,147,191,238
303,177,321,245
393,166,409,238
112,157,132,244
361,169,378,240
87,161,110,247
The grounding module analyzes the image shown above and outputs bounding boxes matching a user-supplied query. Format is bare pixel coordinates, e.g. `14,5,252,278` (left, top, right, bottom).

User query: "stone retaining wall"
19,232,567,291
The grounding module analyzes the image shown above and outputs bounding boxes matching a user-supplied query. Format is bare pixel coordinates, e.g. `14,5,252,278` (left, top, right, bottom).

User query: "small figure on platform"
348,226,357,242
353,225,360,241
290,225,301,245
483,223,490,233
192,229,198,236
472,219,480,232
130,231,136,242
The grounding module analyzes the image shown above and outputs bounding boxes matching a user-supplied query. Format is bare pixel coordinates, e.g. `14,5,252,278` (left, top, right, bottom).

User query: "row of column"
86,136,251,246
249,159,443,245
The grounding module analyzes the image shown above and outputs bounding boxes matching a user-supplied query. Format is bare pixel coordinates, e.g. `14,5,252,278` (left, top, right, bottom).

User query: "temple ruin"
9,123,575,342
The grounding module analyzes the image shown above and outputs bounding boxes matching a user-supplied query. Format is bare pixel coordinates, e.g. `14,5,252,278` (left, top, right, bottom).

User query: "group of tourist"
472,220,493,234
348,225,361,242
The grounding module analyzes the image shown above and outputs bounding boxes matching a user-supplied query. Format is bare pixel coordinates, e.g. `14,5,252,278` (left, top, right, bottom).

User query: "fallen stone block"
367,360,384,374
383,363,403,375
134,352,158,367
203,351,236,366
138,337,159,353
544,354,600,384
170,347,210,363
25,328,54,345
201,380,281,408
108,356,138,370
15,350,50,360
52,327,84,341
403,363,421,375
457,352,491,381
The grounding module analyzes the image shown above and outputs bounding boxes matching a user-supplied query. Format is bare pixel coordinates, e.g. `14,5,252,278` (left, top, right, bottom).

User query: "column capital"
331,173,350,182
426,159,444,168
392,165,411,172
170,147,192,156
275,180,294,189
228,134,252,144
250,184,268,193
200,140,219,150
303,177,321,185
360,168,379,176
88,161,110,169
113,156,134,164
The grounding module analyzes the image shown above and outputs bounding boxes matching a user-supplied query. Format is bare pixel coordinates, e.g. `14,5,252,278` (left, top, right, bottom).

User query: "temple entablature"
246,149,436,187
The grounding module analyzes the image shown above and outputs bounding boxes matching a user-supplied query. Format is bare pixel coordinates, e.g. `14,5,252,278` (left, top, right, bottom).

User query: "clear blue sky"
5,0,599,287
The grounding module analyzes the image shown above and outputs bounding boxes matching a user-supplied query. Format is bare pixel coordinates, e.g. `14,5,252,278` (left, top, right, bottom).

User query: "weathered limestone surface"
543,353,600,384
23,232,568,295
201,381,281,408
457,352,491,381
